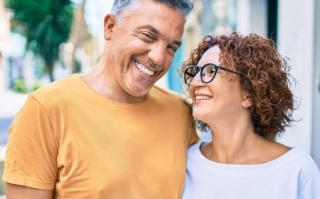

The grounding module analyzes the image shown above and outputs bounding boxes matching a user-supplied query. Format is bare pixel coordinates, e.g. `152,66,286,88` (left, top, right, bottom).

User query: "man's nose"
148,44,166,68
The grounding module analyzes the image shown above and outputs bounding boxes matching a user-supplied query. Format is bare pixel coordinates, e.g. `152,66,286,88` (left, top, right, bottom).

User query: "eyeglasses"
184,63,242,85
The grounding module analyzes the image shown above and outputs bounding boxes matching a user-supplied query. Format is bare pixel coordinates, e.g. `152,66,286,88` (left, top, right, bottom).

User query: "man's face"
104,0,185,102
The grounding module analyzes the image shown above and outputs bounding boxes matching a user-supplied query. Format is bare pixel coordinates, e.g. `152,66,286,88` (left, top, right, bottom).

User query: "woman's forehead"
198,45,221,65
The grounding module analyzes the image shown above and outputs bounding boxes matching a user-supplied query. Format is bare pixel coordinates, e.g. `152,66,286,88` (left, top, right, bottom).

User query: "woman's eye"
209,69,216,74
203,68,215,76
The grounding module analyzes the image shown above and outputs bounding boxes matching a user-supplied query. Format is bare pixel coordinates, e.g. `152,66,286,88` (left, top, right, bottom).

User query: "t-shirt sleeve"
298,153,320,198
183,98,200,146
188,120,199,146
3,95,58,190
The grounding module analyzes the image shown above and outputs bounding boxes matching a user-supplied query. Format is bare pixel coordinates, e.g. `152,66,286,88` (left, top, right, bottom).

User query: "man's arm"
6,183,53,199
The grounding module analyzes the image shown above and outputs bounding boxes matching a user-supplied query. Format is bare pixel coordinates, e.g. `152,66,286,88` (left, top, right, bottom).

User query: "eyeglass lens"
202,64,217,82
184,64,217,85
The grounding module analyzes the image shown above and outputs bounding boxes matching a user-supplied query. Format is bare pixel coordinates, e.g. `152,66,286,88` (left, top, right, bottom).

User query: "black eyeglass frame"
184,63,242,85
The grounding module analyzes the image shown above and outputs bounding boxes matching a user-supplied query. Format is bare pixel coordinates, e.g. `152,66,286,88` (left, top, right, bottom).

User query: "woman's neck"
200,128,289,165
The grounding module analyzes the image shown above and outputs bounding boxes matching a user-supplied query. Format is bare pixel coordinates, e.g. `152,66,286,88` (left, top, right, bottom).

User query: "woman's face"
189,45,246,126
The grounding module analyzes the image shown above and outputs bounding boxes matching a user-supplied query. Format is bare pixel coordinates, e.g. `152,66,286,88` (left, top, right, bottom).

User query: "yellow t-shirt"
3,74,199,199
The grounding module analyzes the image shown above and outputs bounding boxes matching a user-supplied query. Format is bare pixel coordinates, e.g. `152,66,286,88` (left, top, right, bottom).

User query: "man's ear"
104,14,116,40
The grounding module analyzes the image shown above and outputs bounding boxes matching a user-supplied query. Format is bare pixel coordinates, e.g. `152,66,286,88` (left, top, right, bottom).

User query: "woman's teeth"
195,95,212,100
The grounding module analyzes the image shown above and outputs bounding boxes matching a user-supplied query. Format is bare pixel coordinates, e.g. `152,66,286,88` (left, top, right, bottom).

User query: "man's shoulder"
150,86,192,109
150,85,184,99
151,86,190,104
30,74,81,102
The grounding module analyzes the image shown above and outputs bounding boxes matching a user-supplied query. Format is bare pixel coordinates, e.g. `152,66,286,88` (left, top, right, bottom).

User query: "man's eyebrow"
140,25,182,47
143,24,161,35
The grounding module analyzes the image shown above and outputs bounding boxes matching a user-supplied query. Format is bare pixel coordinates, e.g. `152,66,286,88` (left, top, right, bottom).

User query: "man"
3,0,199,198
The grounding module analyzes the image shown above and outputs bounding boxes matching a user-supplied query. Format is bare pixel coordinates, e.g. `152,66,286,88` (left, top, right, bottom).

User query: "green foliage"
32,81,43,91
5,0,75,82
13,79,27,93
13,79,43,93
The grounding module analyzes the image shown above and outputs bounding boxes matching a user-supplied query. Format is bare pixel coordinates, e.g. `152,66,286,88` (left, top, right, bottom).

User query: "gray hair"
111,0,194,23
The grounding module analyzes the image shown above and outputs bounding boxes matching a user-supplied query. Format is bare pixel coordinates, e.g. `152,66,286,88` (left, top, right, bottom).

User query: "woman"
181,33,320,199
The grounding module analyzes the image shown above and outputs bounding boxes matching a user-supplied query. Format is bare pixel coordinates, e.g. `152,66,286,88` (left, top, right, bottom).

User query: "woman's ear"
242,93,253,108
242,98,253,108
104,14,116,40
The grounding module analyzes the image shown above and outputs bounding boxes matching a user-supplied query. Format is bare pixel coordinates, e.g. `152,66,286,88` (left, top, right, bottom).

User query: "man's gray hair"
111,0,194,22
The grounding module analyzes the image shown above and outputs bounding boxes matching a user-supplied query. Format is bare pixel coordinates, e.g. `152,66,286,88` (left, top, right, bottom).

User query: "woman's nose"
190,72,204,87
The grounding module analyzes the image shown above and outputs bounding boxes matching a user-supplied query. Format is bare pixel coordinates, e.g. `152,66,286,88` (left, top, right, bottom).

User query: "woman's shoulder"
288,147,320,171
187,141,208,161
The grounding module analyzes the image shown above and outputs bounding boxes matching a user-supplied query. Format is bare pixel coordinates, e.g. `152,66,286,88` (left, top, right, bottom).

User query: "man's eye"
140,32,155,42
167,45,178,56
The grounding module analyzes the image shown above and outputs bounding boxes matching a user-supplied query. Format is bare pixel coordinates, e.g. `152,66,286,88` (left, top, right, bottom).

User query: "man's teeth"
195,95,212,100
136,62,154,76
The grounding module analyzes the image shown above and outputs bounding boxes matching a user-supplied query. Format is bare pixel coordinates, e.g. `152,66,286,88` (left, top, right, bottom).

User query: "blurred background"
0,0,319,195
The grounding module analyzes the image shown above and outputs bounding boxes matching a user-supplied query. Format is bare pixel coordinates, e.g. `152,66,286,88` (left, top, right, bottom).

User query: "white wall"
236,0,267,36
276,0,315,154
311,0,320,167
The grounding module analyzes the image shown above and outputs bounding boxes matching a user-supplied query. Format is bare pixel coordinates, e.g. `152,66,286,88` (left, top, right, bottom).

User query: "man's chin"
127,85,151,97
